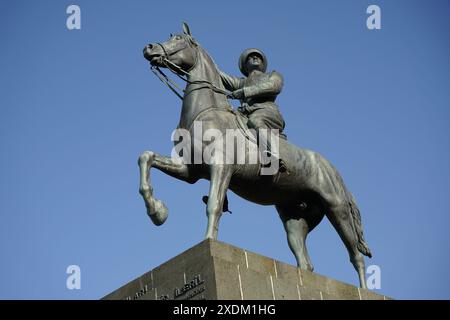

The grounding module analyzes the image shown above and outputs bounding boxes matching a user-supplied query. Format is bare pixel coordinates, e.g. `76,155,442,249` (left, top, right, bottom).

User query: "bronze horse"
139,23,372,288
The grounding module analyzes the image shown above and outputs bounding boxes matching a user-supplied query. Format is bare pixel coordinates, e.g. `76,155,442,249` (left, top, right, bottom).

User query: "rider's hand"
237,103,250,114
230,89,245,100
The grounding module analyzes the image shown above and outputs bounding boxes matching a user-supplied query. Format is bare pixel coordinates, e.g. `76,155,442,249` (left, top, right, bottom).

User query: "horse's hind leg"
138,151,197,226
276,204,324,271
327,205,367,288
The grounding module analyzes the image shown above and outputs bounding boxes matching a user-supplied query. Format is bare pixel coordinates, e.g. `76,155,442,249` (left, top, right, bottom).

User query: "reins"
150,42,231,100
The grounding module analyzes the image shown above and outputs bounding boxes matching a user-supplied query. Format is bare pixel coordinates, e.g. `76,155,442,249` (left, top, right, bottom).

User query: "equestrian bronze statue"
139,23,372,288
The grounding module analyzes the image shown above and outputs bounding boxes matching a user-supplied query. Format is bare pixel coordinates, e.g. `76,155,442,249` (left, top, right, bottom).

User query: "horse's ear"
182,22,192,36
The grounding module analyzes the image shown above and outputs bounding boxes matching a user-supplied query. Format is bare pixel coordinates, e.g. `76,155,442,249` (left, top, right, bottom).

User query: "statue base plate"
103,239,387,300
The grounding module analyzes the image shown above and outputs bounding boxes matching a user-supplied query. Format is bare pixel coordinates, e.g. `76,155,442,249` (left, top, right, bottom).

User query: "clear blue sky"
1,0,449,299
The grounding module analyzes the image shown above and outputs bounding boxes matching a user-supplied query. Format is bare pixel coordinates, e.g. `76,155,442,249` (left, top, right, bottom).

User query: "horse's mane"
195,44,227,91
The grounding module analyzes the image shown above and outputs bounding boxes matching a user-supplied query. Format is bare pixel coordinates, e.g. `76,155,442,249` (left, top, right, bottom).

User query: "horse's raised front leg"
138,151,197,226
205,165,232,240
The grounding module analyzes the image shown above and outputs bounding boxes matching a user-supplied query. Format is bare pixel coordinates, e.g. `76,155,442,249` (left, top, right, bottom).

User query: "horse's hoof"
147,199,168,226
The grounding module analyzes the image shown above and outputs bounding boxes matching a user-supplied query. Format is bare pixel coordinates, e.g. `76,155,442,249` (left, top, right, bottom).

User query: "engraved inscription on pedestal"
125,284,151,300
174,275,206,300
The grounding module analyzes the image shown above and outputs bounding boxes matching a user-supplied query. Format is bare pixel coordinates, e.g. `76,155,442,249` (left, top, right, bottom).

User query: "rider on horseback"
219,48,287,173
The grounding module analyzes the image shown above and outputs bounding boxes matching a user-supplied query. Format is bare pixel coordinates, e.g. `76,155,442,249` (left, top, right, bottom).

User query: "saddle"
201,109,289,213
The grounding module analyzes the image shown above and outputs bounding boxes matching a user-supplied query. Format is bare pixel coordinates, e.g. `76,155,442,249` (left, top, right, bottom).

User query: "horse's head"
143,22,198,73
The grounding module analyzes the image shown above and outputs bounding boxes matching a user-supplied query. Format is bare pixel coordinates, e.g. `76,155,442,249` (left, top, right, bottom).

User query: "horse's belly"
228,177,301,205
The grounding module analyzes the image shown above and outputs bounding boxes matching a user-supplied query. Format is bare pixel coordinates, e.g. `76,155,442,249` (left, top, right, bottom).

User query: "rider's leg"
247,117,287,173
247,118,270,163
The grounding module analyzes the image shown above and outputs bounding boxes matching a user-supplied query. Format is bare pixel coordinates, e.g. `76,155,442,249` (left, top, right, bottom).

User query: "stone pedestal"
102,239,387,300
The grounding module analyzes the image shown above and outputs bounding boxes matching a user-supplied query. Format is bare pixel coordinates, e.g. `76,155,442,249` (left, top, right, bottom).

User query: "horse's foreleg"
138,151,197,226
205,165,232,240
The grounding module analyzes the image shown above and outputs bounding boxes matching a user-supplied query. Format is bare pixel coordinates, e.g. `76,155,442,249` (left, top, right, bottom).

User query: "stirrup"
259,159,288,175
278,159,288,173
260,150,288,173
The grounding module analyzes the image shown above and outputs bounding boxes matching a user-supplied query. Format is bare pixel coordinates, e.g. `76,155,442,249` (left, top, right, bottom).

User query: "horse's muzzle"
143,44,163,65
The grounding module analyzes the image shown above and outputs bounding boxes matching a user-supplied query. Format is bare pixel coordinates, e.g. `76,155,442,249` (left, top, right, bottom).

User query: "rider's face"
246,54,263,73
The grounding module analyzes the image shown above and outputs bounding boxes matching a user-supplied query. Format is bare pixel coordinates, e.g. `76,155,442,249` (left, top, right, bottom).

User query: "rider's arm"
219,70,244,91
243,71,283,98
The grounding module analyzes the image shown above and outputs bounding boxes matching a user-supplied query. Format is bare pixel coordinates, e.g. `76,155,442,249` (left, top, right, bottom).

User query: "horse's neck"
178,49,229,130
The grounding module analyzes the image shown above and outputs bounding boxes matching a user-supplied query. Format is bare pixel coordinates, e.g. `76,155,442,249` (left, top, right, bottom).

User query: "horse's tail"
347,192,372,258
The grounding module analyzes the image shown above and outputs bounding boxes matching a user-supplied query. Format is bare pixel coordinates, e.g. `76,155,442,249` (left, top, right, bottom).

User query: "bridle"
149,36,231,100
